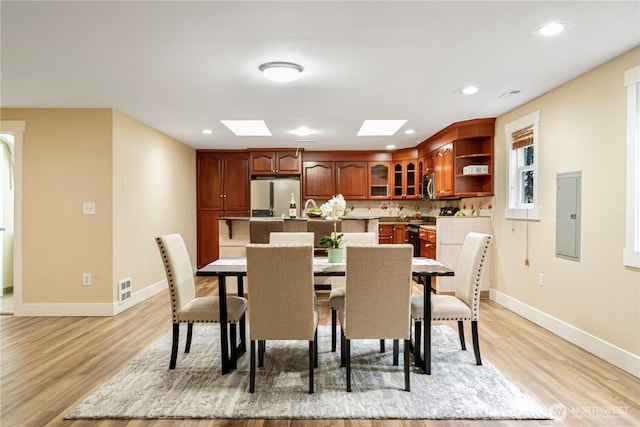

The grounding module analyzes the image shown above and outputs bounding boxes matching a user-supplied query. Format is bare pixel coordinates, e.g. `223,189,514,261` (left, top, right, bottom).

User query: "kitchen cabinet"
420,118,495,199
368,161,391,198
302,161,335,200
249,150,301,175
197,151,250,267
432,144,454,198
336,161,368,199
378,223,407,244
419,228,437,259
392,160,420,199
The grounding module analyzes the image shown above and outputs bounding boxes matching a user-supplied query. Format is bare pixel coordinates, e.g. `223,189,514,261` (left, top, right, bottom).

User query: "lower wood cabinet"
378,224,408,244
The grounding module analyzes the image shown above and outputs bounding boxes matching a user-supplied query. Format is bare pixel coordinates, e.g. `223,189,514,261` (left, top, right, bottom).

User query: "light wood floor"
1,277,638,427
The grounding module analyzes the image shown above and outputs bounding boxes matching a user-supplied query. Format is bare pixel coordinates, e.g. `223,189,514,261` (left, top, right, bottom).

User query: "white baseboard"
490,289,640,378
17,280,167,317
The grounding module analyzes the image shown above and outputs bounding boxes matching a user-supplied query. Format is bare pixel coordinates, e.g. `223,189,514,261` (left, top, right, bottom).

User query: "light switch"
82,202,96,215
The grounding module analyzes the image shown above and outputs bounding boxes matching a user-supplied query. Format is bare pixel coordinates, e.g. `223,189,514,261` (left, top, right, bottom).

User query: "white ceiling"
1,1,638,151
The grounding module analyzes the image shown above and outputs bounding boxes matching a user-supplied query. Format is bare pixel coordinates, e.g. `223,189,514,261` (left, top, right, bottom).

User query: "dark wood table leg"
237,276,246,353
423,275,432,375
218,275,230,374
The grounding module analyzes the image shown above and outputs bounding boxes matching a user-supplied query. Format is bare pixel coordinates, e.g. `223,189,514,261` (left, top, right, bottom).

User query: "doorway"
1,121,24,316
1,133,15,314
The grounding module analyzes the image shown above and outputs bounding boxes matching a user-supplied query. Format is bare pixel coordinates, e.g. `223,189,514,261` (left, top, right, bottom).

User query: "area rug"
65,325,550,420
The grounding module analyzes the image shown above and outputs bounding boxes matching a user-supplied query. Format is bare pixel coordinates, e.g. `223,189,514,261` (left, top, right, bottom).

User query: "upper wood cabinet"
249,150,301,175
335,161,368,200
302,161,335,200
419,118,495,199
392,160,420,199
368,162,391,199
432,143,454,198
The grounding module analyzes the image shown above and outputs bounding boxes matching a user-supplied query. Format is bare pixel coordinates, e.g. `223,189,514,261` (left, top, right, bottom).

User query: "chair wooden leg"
331,309,337,352
258,340,265,367
308,340,315,394
249,340,256,393
239,312,247,353
380,339,385,353
346,339,352,392
414,320,422,366
170,323,179,369
404,339,411,392
340,327,346,367
472,321,482,365
230,323,237,370
185,322,193,353
393,339,399,366
458,320,466,351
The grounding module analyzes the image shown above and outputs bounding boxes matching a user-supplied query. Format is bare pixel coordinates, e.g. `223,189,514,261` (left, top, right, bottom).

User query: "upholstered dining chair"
340,244,413,392
269,231,315,245
327,232,378,352
246,244,318,393
411,232,492,366
249,219,284,243
155,233,248,369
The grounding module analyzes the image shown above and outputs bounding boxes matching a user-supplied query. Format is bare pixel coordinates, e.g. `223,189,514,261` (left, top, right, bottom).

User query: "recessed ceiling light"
202,129,213,135
292,126,313,137
259,61,304,83
357,120,408,136
404,129,416,135
386,145,396,150
220,120,272,136
460,86,479,96
533,22,568,37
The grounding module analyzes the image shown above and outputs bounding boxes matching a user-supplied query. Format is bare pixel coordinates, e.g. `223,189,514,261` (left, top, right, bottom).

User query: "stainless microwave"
422,172,436,200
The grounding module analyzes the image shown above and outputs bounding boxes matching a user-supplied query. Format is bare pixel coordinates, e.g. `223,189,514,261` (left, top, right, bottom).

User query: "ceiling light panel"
357,120,408,136
220,120,272,136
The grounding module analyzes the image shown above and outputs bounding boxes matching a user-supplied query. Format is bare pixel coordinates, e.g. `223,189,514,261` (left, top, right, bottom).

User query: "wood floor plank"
1,277,638,427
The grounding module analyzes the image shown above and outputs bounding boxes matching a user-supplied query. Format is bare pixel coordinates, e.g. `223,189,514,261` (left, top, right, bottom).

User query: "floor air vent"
119,278,132,304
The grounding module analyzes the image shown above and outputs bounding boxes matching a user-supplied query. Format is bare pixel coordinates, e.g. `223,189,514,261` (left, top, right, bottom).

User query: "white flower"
320,194,347,220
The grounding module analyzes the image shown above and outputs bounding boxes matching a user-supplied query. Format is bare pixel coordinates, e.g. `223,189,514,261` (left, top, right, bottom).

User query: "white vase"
327,248,344,263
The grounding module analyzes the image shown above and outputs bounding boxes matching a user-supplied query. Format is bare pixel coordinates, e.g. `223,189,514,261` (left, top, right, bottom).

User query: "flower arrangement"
318,194,346,249
319,194,347,220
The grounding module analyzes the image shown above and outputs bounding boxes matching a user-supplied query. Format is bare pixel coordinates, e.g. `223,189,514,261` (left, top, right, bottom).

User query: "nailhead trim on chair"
156,237,240,325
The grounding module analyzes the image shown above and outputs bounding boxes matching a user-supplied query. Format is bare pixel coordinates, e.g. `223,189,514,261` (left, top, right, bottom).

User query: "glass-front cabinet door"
369,162,390,198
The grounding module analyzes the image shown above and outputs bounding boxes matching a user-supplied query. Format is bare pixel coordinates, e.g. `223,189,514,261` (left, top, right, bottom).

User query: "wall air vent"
499,90,522,99
118,278,132,304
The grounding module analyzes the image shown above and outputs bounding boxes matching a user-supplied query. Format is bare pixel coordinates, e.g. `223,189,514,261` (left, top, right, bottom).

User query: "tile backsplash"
339,196,495,219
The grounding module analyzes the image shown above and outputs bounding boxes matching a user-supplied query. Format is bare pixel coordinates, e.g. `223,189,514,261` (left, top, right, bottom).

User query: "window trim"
624,66,640,268
505,111,540,220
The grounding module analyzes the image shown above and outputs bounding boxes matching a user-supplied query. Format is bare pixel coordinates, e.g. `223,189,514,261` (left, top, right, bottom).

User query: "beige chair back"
269,232,315,245
156,233,196,323
344,244,413,340
454,232,493,320
331,232,377,287
246,244,316,341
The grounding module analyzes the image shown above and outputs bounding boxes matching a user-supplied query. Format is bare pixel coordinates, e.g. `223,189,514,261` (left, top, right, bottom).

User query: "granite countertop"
218,216,380,221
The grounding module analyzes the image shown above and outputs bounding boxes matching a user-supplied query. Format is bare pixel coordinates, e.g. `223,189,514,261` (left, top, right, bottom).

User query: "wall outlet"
82,202,96,215
83,273,92,286
538,273,544,286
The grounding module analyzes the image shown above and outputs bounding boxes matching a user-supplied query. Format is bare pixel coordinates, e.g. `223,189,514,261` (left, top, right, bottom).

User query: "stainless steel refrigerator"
250,177,301,217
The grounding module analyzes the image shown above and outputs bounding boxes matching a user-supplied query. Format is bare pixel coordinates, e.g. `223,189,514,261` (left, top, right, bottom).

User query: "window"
505,111,540,220
624,66,640,268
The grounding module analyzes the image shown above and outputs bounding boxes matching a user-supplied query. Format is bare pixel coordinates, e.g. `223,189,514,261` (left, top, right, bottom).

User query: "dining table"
196,256,454,375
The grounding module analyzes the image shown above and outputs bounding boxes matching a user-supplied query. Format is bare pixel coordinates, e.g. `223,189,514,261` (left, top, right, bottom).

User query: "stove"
439,207,460,216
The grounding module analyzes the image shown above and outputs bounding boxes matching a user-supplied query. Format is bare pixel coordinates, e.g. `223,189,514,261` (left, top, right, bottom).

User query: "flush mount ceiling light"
259,61,304,83
220,120,272,136
456,85,479,96
533,22,569,37
386,144,396,150
357,120,407,136
404,129,416,135
202,129,213,135
292,126,313,137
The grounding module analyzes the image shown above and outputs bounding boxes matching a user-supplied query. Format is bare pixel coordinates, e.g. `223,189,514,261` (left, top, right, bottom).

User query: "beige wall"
493,47,640,356
112,111,196,298
0,108,195,308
